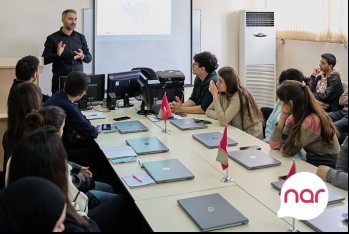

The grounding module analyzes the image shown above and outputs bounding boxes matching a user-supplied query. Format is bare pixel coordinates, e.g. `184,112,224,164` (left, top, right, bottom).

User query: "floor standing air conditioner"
239,10,276,108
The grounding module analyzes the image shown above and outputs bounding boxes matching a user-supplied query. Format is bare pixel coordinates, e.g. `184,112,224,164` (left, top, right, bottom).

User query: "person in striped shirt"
269,80,340,168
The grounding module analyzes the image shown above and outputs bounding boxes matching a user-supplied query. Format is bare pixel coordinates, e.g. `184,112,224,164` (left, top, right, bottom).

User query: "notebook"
170,118,208,131
122,171,156,188
302,207,348,232
143,159,194,183
271,180,345,205
192,132,238,149
228,149,281,170
126,137,169,155
114,120,149,134
81,111,106,120
101,146,137,159
177,193,249,231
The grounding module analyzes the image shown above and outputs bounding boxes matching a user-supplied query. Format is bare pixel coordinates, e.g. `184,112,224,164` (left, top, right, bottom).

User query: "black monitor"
59,74,105,102
107,70,142,108
137,73,161,115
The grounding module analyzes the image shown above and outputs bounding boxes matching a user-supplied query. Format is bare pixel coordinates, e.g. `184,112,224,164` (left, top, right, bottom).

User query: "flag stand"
161,120,170,133
221,167,233,183
286,218,300,232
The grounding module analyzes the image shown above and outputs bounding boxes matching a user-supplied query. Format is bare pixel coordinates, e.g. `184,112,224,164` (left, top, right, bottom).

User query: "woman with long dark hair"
269,80,340,168
206,66,264,139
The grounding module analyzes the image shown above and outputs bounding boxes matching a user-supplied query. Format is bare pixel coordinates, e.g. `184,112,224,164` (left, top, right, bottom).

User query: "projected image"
97,0,171,36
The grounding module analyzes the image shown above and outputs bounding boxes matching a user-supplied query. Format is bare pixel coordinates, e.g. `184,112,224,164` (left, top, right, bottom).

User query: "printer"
156,70,185,88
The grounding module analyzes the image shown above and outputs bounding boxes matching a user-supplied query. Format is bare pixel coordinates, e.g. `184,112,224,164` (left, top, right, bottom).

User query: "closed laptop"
143,159,194,183
114,120,148,133
126,137,169,155
192,132,238,149
271,180,345,205
170,118,208,131
177,193,249,231
302,207,348,232
228,149,281,170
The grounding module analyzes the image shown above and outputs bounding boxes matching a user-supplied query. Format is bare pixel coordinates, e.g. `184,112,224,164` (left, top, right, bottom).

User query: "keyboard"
88,101,104,106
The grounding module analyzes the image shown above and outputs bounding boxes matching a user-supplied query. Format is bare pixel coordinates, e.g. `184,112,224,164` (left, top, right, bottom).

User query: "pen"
133,175,142,182
86,114,97,117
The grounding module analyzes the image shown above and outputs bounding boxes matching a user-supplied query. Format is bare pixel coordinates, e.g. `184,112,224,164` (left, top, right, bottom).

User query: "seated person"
328,88,348,134
171,51,218,114
264,68,305,143
206,66,263,139
316,136,348,190
44,71,98,147
269,80,340,168
308,53,343,112
10,55,50,102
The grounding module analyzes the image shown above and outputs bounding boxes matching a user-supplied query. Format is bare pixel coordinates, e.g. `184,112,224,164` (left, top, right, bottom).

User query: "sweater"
206,92,263,139
44,90,98,142
326,136,348,190
339,88,348,111
269,114,340,168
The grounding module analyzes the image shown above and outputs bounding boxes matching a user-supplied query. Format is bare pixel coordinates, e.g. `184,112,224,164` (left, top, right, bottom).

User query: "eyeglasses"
194,119,212,124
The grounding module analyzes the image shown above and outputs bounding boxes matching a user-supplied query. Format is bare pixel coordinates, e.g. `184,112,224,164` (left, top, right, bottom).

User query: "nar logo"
278,172,328,220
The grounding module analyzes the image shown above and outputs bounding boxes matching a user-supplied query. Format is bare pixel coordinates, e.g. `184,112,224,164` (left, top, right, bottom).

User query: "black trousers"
51,75,62,95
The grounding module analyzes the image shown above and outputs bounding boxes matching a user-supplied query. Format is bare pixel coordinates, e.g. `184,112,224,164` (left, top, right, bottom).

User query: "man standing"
170,51,218,114
308,53,343,112
42,9,92,94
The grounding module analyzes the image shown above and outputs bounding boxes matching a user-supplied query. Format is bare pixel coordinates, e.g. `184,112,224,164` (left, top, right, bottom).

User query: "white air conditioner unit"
239,10,276,108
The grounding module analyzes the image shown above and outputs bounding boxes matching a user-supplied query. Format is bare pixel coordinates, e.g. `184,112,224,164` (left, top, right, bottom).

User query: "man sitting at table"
170,51,218,114
44,71,98,148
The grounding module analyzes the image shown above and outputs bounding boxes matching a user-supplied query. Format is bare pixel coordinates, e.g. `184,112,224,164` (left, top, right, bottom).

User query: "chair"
260,107,274,138
131,67,158,80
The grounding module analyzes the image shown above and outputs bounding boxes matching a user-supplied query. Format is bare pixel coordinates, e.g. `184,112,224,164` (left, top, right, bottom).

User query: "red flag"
216,126,229,170
157,93,172,122
279,160,296,195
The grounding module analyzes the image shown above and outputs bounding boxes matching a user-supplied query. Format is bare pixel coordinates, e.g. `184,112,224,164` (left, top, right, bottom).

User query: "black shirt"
189,71,218,111
42,27,92,76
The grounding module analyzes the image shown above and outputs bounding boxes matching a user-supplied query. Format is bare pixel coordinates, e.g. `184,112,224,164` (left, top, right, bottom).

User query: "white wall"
193,0,348,83
0,0,93,95
0,0,347,96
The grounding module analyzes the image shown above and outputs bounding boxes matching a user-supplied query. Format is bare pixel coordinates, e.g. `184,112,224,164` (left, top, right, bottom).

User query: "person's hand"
280,109,291,120
332,69,341,77
57,41,66,56
170,96,182,113
312,68,321,76
316,166,330,181
209,80,218,98
74,49,84,60
78,166,93,177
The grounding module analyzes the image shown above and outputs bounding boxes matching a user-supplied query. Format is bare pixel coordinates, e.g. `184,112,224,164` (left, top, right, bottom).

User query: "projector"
156,70,185,88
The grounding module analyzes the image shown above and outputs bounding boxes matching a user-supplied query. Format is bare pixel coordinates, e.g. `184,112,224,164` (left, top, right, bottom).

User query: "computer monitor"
137,73,161,115
107,70,142,108
59,74,105,102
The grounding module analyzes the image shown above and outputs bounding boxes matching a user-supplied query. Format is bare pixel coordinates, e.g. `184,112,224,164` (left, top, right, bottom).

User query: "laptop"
142,159,194,183
177,193,249,231
192,132,238,149
126,137,169,155
170,118,208,131
228,149,281,170
114,120,149,134
271,180,345,205
302,207,348,232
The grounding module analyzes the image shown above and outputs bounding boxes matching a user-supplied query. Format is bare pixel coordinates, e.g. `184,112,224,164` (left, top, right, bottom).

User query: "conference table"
89,102,348,232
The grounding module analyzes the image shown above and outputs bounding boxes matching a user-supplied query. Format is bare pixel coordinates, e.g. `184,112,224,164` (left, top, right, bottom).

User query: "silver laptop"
142,159,194,183
170,118,208,131
271,180,345,205
126,137,169,155
228,149,281,170
302,207,348,232
192,132,238,149
114,120,148,134
177,193,249,231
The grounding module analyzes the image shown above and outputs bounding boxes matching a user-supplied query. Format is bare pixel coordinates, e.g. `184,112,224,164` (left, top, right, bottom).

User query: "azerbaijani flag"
216,125,229,170
157,93,172,122
279,159,296,195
